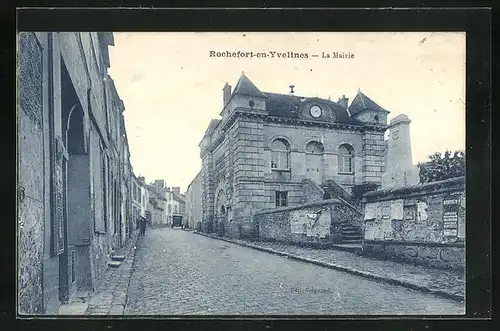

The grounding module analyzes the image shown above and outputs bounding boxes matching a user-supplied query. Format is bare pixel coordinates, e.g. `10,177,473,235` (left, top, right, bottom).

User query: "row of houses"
145,179,187,228
17,31,152,315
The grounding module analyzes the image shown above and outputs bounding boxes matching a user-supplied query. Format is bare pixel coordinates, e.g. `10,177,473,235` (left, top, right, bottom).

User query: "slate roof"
348,90,388,115
147,185,167,201
264,92,362,125
172,192,185,203
232,72,267,98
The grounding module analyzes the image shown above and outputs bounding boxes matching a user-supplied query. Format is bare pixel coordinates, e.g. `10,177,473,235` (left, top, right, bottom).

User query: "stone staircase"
340,224,363,244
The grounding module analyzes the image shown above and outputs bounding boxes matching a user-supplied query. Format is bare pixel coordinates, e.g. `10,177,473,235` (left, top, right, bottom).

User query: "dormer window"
374,115,379,123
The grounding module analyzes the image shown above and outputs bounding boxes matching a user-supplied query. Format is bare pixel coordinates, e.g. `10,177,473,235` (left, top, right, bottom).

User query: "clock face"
309,105,322,118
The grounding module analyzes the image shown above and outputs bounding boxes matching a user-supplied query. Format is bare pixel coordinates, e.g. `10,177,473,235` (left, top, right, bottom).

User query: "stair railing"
338,196,363,215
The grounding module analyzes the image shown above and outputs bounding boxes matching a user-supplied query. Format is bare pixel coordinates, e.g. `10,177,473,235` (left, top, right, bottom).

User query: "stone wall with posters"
255,199,350,246
361,177,465,269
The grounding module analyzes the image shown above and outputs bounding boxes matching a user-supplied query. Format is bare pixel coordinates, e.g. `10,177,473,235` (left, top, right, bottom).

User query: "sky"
107,32,465,193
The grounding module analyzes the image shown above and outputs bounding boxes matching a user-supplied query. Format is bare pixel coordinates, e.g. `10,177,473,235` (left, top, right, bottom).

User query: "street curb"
193,231,464,303
121,232,141,315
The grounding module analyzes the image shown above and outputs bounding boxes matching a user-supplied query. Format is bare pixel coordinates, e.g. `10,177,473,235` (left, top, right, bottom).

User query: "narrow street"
124,228,463,315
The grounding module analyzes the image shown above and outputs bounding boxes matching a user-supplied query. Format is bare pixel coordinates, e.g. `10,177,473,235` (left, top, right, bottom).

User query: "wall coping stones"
363,176,465,201
254,198,341,216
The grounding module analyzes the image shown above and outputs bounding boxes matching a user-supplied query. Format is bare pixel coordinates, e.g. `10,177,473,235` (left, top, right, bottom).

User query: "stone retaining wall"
362,177,465,269
255,199,359,245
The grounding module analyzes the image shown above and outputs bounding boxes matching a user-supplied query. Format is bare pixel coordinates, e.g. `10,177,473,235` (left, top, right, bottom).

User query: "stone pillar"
232,116,265,239
362,129,386,185
381,114,419,189
201,148,214,232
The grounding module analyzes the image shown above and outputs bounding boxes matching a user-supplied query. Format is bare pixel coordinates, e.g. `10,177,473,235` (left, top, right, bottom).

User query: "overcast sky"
107,32,465,193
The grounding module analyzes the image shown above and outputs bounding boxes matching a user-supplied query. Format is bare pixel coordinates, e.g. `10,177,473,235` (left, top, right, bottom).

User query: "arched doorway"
215,189,227,235
305,140,324,185
59,58,92,302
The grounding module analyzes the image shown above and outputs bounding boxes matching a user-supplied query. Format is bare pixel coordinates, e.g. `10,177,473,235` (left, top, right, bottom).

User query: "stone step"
108,261,122,268
341,229,361,233
342,239,362,244
111,255,126,262
341,233,363,238
341,225,360,230
341,231,362,235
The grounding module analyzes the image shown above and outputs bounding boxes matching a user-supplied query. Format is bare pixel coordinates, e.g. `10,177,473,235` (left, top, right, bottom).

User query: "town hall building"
199,73,391,238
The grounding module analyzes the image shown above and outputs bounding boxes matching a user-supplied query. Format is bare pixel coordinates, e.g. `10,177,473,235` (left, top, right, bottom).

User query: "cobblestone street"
124,228,464,315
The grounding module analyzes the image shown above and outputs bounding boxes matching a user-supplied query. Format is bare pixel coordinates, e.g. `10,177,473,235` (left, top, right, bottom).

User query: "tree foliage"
417,150,465,184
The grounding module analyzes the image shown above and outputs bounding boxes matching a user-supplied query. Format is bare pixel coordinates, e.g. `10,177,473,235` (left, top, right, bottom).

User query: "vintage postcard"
17,31,466,316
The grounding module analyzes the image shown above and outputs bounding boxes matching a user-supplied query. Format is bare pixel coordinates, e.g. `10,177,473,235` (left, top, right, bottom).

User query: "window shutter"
52,161,65,255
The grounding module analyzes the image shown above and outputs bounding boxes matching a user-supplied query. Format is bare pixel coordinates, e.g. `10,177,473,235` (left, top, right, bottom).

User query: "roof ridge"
233,73,266,98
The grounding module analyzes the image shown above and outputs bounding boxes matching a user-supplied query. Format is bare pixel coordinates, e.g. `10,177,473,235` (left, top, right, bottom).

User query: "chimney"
338,94,349,108
223,83,231,107
172,187,181,195
138,176,145,182
154,179,165,189
289,85,295,95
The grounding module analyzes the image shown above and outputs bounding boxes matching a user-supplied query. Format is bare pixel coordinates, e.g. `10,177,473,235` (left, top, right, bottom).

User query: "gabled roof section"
348,89,389,115
232,72,267,98
264,92,362,125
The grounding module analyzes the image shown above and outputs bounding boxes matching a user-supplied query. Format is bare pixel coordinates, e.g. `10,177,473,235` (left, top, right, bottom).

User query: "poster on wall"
390,199,404,220
364,203,377,220
443,196,460,237
417,201,428,221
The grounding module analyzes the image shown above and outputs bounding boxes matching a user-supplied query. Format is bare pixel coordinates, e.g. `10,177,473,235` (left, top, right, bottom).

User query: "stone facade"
18,31,45,315
255,199,360,246
381,114,419,189
17,32,138,314
185,171,203,230
200,73,393,239
362,177,465,269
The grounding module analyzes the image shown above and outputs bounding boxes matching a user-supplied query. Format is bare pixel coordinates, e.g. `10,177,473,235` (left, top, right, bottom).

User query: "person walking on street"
139,216,147,237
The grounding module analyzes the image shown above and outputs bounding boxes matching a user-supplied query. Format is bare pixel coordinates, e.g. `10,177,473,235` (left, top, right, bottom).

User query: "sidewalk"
58,231,140,315
85,232,140,315
194,231,465,302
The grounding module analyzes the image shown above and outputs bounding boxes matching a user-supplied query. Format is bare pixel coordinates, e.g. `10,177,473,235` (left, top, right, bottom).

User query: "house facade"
147,180,168,227
185,171,202,230
199,73,391,238
165,186,186,227
17,32,138,314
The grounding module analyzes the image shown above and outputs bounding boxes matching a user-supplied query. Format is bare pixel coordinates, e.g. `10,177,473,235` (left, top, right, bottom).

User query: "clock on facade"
309,105,322,118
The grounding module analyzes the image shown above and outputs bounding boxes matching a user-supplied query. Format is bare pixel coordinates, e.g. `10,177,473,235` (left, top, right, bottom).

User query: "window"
338,144,354,174
271,138,290,170
275,191,288,207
